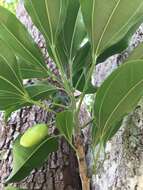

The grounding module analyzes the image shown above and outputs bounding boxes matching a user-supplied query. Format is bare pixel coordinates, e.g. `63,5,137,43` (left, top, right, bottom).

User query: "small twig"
51,103,68,109
81,118,94,129
29,99,56,114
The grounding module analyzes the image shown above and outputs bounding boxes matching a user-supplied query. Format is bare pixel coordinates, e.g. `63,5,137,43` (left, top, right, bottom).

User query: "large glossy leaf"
6,136,58,183
94,60,143,144
0,42,27,110
24,0,68,46
56,110,74,142
80,0,143,58
0,6,48,79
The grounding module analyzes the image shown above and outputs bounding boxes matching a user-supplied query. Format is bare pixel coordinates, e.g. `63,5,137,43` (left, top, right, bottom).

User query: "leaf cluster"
0,0,143,184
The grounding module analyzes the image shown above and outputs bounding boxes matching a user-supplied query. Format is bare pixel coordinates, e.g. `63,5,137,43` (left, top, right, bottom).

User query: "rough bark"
0,2,81,190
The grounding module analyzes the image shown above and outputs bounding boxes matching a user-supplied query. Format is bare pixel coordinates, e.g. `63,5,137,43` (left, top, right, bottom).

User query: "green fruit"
20,124,48,147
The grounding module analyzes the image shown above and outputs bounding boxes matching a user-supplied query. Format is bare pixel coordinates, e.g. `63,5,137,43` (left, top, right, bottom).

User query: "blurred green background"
0,0,18,13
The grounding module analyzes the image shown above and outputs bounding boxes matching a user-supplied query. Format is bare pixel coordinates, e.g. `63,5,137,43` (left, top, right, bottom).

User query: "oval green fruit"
20,124,48,147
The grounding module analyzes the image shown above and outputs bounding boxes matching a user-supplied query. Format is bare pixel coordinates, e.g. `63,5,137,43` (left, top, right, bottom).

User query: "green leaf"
52,92,70,107
4,186,24,190
92,121,98,145
80,0,143,57
0,6,48,79
0,42,27,110
25,82,57,101
96,23,139,64
72,42,91,76
92,119,123,146
72,42,96,94
4,82,58,121
96,20,143,64
6,135,58,183
56,0,89,87
24,0,68,46
127,42,143,61
72,69,96,94
58,1,86,61
94,60,143,144
103,120,123,144
72,69,86,92
4,103,29,122
56,110,74,142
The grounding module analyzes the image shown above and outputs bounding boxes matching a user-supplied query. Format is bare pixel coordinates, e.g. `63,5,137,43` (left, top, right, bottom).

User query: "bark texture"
0,2,81,190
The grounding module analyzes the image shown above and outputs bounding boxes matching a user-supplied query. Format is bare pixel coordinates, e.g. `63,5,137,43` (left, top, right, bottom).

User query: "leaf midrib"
8,136,56,181
95,0,121,55
28,88,56,99
69,8,80,60
98,71,120,129
21,68,44,73
1,100,25,109
45,0,54,45
19,55,52,76
0,75,24,96
0,90,22,97
1,23,48,73
95,0,143,55
29,0,51,45
54,0,62,42
103,1,143,51
102,79,143,133
92,0,96,54
0,54,23,90
65,113,72,140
